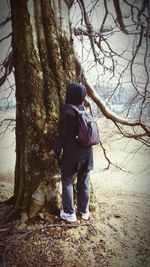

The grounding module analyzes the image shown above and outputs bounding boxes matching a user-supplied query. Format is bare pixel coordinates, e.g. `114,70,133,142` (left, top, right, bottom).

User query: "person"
54,83,93,222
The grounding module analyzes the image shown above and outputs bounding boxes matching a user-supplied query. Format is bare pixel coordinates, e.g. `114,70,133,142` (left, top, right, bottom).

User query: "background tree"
0,0,149,220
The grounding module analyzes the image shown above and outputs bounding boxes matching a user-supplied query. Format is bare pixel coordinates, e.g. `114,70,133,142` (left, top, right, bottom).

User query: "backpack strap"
67,104,82,113
67,104,93,117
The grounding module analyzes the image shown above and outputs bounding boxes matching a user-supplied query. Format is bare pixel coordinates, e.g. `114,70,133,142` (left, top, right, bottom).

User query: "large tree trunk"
10,0,96,220
10,0,76,218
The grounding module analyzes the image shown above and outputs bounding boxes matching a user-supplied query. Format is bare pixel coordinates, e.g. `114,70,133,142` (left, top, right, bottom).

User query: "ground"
0,117,150,267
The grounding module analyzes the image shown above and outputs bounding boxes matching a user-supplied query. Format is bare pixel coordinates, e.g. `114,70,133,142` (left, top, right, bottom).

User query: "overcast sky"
0,0,149,107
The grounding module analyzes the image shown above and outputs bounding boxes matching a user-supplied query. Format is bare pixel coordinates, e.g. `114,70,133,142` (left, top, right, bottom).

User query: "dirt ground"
0,118,150,267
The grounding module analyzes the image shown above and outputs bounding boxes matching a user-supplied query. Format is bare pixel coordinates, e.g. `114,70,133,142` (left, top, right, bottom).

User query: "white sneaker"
80,211,90,220
60,210,77,222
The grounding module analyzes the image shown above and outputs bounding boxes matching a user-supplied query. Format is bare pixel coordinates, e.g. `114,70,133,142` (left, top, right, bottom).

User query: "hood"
65,83,87,105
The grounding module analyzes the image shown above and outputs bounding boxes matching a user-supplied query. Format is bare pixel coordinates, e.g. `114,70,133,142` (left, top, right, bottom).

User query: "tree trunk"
10,0,76,217
10,0,96,219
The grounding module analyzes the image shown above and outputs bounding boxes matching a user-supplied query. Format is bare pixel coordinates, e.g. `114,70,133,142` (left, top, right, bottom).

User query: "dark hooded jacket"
54,83,93,176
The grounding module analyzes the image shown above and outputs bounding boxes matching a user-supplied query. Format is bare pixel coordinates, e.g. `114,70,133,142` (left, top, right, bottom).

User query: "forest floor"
0,118,150,267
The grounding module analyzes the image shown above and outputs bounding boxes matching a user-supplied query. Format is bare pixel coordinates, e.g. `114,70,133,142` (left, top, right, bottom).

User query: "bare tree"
74,0,150,144
0,0,149,219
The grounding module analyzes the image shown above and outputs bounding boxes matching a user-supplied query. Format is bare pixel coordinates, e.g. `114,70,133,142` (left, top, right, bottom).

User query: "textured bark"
10,0,76,217
10,0,95,218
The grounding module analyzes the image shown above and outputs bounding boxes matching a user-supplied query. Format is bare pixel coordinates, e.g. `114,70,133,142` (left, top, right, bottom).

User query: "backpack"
67,104,100,146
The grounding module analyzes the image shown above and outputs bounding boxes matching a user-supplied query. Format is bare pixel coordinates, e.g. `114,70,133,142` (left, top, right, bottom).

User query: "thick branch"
113,0,127,33
75,57,150,135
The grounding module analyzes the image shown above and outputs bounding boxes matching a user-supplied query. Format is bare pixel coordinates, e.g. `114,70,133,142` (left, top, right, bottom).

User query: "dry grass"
0,117,150,266
0,171,14,203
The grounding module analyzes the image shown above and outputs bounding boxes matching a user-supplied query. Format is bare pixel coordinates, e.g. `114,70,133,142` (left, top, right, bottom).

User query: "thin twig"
39,222,92,229
0,33,12,44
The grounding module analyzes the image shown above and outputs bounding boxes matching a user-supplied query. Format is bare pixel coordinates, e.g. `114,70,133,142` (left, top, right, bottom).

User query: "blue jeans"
61,161,90,214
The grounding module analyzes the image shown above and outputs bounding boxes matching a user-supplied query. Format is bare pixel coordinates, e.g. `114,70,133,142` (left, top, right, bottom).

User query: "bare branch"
100,0,108,34
75,57,150,137
0,33,12,44
99,140,111,170
0,51,13,87
123,0,149,24
113,0,127,33
77,0,98,62
99,140,128,171
64,0,74,9
0,118,15,138
0,118,15,128
0,13,11,28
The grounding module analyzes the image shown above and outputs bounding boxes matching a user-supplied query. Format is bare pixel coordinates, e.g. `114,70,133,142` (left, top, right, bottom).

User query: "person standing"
54,83,93,222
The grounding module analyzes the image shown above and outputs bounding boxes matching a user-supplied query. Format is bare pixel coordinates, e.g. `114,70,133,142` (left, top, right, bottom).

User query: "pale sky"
0,0,149,108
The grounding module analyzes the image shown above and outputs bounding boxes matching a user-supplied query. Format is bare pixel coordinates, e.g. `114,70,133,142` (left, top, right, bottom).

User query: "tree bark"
10,0,76,218
10,0,96,219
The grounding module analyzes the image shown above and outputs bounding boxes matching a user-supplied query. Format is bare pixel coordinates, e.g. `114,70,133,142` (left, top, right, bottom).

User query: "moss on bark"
10,0,96,217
